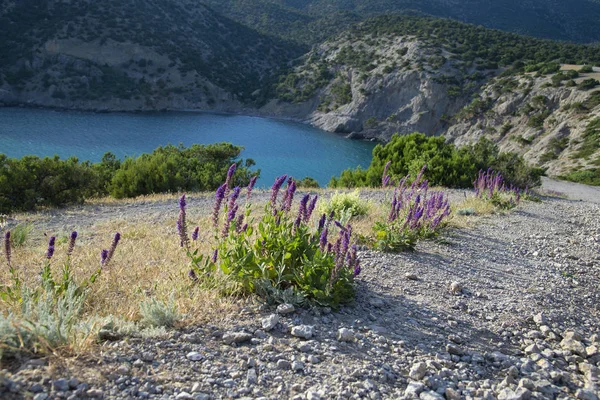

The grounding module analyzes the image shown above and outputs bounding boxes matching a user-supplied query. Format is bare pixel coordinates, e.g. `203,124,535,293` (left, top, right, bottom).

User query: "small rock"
116,365,130,375
533,313,547,325
52,379,69,392
186,352,204,361
277,304,295,315
277,360,291,370
449,281,463,295
175,392,194,400
405,381,425,397
291,361,305,371
419,391,444,400
561,338,587,356
405,273,419,281
445,387,461,400
223,331,253,345
369,297,385,307
306,391,322,400
409,362,428,380
262,314,279,331
337,328,355,342
446,343,463,356
247,369,258,385
33,395,48,400
291,325,314,339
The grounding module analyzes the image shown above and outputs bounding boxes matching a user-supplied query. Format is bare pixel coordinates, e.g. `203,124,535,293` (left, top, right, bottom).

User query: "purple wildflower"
177,194,189,248
222,204,238,237
295,194,310,227
212,184,227,227
3,231,10,267
46,236,56,260
235,214,245,233
211,249,218,264
334,220,347,232
247,176,258,200
305,195,318,222
317,213,326,232
319,227,328,252
353,260,362,277
382,160,392,188
191,226,199,241
283,179,297,212
67,231,78,257
100,249,109,266
188,269,198,282
224,163,237,192
104,232,121,266
270,175,288,208
228,186,241,216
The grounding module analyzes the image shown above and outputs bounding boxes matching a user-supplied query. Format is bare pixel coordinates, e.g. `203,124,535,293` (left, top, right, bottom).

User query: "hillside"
202,0,600,44
0,0,301,110
264,15,600,182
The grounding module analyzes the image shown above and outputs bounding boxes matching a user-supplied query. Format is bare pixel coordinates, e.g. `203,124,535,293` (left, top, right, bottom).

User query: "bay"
0,107,376,186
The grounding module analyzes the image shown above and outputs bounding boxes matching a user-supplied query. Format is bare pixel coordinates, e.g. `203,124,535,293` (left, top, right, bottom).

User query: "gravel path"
1,193,600,400
542,177,600,204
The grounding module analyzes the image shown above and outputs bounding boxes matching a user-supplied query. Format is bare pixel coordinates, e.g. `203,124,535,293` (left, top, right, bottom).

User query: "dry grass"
0,210,242,331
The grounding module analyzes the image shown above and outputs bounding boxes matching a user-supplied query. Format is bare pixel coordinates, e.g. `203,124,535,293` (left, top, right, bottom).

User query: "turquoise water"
0,107,376,186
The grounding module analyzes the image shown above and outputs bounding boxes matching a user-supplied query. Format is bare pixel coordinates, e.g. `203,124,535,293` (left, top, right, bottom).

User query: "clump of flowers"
372,165,451,251
1,230,121,304
182,166,361,307
474,168,525,209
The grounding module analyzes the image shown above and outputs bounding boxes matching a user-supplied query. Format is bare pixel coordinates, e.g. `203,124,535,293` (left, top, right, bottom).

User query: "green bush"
296,177,320,188
579,65,594,73
109,143,257,199
183,175,361,308
319,190,369,222
329,133,542,190
578,78,600,91
0,143,258,213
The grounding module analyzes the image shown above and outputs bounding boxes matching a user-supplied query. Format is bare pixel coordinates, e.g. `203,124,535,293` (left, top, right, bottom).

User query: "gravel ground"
1,190,600,400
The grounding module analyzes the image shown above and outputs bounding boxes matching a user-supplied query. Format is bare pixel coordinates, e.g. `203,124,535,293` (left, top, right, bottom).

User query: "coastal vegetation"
329,133,543,190
0,143,257,213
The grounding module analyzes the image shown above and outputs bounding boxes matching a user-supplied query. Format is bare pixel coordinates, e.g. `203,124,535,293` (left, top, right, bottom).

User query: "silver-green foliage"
139,296,180,328
0,284,85,359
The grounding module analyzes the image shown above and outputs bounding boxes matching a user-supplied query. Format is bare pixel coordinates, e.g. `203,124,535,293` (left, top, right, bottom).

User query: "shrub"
297,177,320,188
329,133,542,190
372,166,451,252
9,223,33,248
0,143,257,213
578,78,599,91
139,296,180,328
181,171,361,308
579,65,594,73
319,190,369,222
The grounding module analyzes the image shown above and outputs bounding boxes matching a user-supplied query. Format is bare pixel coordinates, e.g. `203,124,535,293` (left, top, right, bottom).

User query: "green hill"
201,0,600,44
0,0,302,105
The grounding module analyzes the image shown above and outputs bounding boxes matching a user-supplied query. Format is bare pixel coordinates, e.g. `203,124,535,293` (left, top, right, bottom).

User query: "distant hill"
202,0,600,44
0,0,302,108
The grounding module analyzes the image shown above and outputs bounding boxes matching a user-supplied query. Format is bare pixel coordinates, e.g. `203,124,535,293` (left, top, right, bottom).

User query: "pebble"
186,352,204,361
262,314,279,331
291,325,314,339
337,328,355,342
277,304,295,315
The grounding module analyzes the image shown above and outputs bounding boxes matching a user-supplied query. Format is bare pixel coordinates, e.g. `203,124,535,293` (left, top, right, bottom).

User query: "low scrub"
329,133,543,190
0,143,258,214
319,190,370,222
